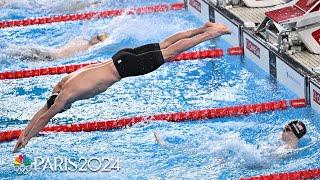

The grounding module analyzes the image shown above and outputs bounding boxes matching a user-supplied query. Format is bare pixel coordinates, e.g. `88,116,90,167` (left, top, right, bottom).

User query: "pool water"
0,0,320,179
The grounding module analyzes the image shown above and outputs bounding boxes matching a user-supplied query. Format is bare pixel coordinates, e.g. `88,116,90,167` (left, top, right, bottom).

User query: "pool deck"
225,3,320,74
186,0,320,113
227,4,286,25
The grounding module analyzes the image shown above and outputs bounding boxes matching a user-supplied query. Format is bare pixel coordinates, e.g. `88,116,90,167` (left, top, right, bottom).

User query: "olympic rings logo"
14,164,32,175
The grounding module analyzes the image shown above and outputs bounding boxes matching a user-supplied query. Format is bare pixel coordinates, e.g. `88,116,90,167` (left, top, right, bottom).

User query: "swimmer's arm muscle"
21,79,64,138
25,96,67,142
23,106,48,136
50,38,92,59
13,94,68,152
13,105,48,152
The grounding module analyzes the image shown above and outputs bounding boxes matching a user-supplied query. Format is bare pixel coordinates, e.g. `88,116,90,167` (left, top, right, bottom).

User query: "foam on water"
0,0,31,8
0,1,320,179
0,0,179,20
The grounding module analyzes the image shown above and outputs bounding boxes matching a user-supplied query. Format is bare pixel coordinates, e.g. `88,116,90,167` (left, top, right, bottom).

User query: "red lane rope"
0,48,227,80
0,3,184,29
290,98,307,108
241,168,320,180
0,98,307,142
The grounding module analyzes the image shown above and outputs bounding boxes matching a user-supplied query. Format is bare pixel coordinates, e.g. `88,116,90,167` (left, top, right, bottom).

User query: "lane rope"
1,3,313,177
0,47,243,80
0,3,184,29
0,98,306,142
241,168,320,180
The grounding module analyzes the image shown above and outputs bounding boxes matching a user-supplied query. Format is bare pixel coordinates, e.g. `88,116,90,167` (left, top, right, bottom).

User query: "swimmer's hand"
88,33,109,46
13,131,28,153
97,33,109,41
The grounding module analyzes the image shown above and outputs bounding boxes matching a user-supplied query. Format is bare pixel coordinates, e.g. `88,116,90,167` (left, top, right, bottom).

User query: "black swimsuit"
112,43,165,78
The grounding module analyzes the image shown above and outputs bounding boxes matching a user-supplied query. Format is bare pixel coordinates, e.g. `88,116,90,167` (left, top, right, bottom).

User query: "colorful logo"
313,89,320,106
13,154,32,174
13,154,32,166
189,0,201,13
246,38,261,58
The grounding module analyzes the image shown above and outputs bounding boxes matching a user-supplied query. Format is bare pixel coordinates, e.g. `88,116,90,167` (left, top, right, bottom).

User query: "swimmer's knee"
159,40,170,50
161,49,175,61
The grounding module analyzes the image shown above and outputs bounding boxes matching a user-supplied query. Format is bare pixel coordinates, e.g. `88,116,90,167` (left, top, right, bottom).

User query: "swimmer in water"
40,0,103,12
154,121,306,151
13,22,231,152
49,33,109,59
8,33,108,61
280,120,306,149
260,120,307,159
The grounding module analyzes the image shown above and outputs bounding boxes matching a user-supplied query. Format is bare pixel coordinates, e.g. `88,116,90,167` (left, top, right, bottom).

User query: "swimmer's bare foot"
203,22,218,28
205,24,231,38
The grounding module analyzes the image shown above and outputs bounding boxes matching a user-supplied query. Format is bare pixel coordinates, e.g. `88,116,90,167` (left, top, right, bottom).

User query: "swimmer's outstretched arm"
13,93,69,152
14,61,119,152
13,77,70,152
25,94,68,140
50,33,108,59
13,106,48,152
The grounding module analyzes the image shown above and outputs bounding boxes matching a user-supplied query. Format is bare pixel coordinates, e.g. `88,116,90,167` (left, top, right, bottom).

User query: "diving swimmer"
13,22,231,152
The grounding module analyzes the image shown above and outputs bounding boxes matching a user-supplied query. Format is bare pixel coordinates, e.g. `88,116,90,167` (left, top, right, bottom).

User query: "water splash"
0,0,31,8
3,43,54,62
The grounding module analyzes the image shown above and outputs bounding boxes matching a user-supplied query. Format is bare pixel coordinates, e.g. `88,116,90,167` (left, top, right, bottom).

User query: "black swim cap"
47,93,58,109
288,121,306,139
47,93,71,113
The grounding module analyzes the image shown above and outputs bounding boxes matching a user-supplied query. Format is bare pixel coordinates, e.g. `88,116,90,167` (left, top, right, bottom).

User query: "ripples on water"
0,0,319,179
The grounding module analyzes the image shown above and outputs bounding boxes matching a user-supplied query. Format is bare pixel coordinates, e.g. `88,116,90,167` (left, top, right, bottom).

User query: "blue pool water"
0,0,320,179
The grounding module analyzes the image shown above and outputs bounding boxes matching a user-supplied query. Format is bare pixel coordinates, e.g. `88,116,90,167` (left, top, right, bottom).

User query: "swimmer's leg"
127,23,217,55
159,22,215,49
161,25,230,61
133,44,161,55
